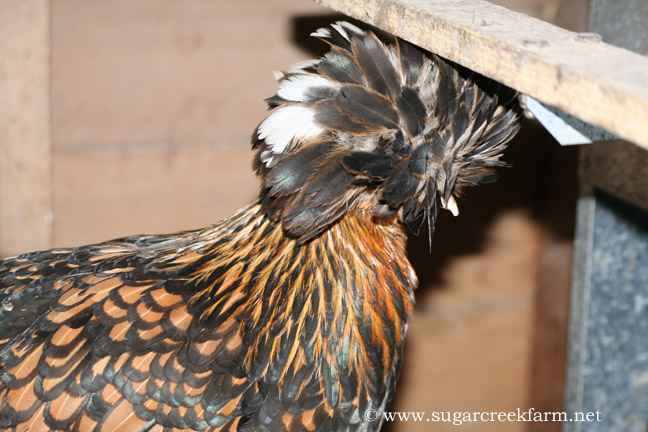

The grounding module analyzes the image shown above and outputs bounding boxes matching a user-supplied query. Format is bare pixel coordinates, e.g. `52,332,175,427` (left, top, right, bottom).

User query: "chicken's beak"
441,195,459,216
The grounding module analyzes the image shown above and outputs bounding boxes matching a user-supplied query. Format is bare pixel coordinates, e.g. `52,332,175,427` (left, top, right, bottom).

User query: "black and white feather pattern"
253,22,521,242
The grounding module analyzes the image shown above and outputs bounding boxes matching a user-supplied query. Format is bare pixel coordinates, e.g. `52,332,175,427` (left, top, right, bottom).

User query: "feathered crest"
253,22,521,242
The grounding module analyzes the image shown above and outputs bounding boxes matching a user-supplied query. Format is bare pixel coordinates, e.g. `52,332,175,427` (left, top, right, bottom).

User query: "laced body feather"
0,204,414,431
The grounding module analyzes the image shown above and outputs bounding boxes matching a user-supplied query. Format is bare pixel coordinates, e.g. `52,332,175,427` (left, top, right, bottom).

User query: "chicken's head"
253,22,521,242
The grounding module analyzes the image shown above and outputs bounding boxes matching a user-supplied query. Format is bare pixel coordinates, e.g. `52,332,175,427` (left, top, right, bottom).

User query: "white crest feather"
311,21,363,42
288,59,320,74
277,75,333,102
331,21,363,40
257,105,324,158
310,28,331,39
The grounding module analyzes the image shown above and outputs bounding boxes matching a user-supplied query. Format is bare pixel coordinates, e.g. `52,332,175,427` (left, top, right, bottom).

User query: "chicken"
0,22,520,431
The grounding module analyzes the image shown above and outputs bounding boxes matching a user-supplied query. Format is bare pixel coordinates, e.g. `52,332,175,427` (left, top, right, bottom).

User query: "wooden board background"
0,0,53,257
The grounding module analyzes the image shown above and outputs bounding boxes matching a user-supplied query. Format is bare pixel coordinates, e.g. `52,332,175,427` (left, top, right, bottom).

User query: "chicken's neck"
179,202,417,406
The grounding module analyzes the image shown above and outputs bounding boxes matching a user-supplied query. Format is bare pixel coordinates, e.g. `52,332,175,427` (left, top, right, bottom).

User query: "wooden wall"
0,0,53,257
50,0,332,247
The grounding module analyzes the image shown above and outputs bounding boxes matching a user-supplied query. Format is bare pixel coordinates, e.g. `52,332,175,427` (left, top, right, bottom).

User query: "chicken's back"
0,232,174,351
0,217,235,431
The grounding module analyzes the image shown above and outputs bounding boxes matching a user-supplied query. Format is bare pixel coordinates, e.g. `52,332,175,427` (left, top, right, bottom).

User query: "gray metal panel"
565,192,648,432
590,0,648,55
565,2,648,431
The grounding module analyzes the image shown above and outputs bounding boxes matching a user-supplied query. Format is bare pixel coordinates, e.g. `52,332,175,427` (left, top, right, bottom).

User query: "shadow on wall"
408,119,579,292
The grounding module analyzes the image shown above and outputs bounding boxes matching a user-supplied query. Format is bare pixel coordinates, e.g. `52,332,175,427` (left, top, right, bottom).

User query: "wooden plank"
0,0,53,258
53,143,257,247
51,0,330,149
313,0,648,149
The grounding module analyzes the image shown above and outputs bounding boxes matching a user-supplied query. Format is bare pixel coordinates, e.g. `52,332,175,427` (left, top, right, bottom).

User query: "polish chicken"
0,22,520,431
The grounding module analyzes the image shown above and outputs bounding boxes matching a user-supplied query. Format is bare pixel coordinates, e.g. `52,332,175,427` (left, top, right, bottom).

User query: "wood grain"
0,0,53,257
53,143,257,247
314,0,648,149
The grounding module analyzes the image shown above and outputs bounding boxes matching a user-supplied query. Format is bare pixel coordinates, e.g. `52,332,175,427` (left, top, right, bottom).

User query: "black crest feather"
253,22,521,242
